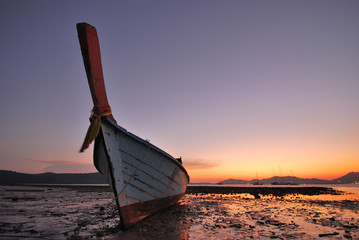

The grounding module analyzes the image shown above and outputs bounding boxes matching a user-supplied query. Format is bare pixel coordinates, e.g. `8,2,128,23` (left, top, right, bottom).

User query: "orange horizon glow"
181,132,359,183
184,155,359,183
187,169,359,184
3,166,356,184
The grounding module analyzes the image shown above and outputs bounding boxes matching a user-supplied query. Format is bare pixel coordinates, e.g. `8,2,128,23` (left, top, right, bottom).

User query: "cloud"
183,158,220,170
27,158,96,173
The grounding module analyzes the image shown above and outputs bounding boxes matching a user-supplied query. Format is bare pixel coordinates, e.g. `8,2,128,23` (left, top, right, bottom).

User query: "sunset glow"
1,1,358,183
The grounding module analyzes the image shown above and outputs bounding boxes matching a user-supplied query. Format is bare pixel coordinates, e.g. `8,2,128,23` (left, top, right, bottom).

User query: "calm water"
188,183,359,200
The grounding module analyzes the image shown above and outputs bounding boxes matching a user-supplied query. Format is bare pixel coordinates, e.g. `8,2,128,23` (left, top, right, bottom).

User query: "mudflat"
0,184,358,239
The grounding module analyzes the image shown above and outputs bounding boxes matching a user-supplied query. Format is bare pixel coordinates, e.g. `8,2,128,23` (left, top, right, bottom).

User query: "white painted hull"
94,117,189,228
77,22,189,228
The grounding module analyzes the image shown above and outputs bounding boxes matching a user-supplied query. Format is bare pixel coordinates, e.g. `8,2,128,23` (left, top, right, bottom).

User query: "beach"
0,184,358,239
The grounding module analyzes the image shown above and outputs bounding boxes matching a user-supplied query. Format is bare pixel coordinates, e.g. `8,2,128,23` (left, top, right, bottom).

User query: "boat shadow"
103,203,190,240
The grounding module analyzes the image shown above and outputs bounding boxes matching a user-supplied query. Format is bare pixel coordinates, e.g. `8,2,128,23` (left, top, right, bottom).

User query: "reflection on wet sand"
0,185,358,239
183,192,358,239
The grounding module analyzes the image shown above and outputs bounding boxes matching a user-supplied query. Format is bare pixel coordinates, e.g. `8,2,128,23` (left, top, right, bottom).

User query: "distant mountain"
2,170,358,185
0,170,107,184
256,176,331,185
219,178,249,184
218,172,359,185
331,172,359,184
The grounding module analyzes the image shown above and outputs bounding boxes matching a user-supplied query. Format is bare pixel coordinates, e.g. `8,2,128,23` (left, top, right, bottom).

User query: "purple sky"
1,1,358,181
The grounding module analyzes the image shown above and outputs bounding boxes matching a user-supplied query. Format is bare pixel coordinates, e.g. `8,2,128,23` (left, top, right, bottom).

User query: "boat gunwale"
102,116,190,182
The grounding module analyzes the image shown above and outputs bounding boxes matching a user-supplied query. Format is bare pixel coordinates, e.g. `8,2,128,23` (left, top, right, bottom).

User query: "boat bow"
77,22,189,228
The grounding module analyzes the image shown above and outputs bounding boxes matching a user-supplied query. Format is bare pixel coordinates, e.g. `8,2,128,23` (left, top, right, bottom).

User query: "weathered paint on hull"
94,117,189,228
77,22,189,228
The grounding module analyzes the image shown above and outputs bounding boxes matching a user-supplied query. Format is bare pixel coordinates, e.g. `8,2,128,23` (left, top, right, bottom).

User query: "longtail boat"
76,22,189,229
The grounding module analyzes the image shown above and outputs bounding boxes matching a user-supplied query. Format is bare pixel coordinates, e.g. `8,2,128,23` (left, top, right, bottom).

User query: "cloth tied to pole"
80,107,112,152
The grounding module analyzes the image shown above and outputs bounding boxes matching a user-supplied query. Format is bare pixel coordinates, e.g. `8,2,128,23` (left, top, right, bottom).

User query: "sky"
1,0,358,183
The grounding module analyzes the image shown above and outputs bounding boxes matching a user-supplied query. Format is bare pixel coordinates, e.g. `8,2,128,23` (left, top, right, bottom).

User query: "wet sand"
0,184,358,239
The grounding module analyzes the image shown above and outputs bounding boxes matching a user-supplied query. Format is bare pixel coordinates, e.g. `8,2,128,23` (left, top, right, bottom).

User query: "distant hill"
219,178,249,184
331,172,359,184
218,172,359,185
1,170,358,185
255,176,331,185
0,170,107,184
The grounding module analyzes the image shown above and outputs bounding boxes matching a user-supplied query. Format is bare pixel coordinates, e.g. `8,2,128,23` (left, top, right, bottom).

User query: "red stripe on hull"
119,193,185,229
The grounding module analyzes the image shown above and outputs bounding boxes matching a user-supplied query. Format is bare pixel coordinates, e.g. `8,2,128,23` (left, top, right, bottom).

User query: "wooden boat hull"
76,22,189,228
94,117,189,228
